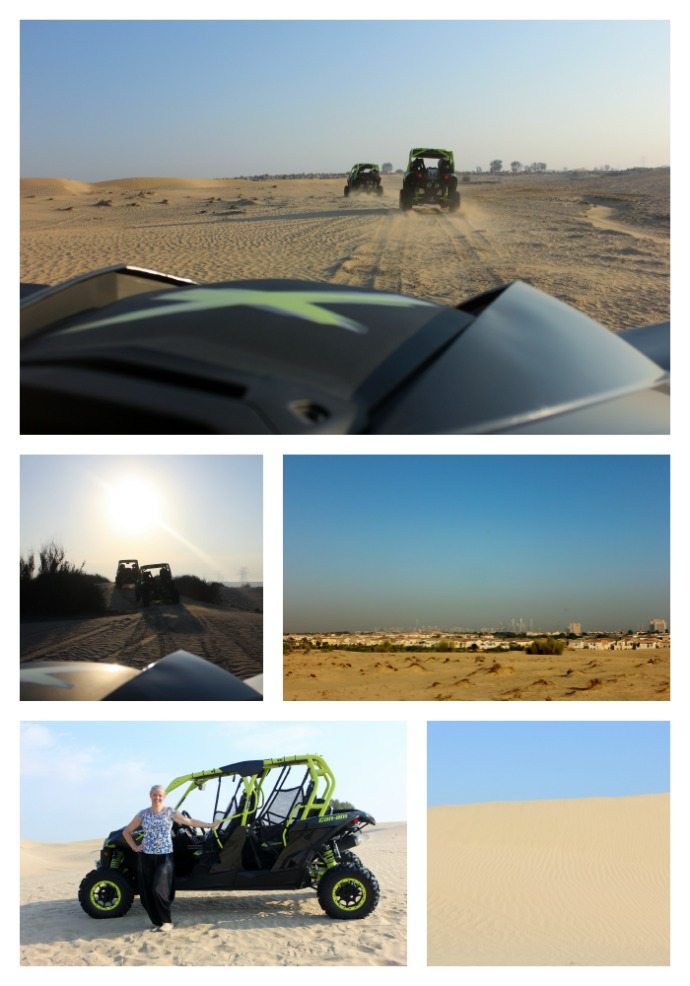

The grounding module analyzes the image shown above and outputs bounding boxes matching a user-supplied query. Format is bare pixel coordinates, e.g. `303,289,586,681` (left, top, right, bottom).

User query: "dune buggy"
115,558,139,589
400,147,460,212
78,754,379,920
344,163,383,196
134,562,180,606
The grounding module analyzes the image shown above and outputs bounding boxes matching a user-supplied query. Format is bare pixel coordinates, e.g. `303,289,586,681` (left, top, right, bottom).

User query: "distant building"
649,618,667,633
568,622,582,635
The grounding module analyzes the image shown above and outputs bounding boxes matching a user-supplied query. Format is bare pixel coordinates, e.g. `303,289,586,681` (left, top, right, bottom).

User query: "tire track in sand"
327,209,424,297
21,599,262,677
325,202,509,305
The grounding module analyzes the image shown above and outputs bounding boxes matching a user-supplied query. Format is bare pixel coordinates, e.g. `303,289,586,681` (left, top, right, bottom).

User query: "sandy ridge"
428,794,669,965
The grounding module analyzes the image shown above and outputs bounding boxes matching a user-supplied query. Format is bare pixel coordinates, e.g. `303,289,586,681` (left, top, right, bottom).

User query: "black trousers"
138,852,174,926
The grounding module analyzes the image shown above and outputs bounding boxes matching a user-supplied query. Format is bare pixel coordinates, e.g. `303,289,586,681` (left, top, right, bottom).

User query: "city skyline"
20,20,669,180
284,456,670,632
285,618,670,637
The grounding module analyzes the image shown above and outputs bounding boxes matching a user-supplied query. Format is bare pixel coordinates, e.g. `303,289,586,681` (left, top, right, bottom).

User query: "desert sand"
428,794,669,965
20,584,262,678
21,169,669,330
20,822,405,966
283,646,669,701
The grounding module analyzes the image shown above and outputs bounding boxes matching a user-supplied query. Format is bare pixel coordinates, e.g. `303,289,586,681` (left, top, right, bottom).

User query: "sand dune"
283,647,670,701
428,794,669,965
20,823,405,966
21,169,669,331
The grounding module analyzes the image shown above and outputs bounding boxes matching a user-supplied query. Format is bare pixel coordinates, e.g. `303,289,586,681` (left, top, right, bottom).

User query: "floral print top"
139,806,175,853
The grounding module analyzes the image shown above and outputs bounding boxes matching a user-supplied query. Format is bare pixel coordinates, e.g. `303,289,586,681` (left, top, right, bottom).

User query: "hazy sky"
428,721,670,806
283,455,670,632
20,455,262,582
20,720,406,841
19,19,669,179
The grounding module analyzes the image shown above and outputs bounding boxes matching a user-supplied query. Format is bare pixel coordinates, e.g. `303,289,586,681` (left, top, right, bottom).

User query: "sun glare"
105,476,162,535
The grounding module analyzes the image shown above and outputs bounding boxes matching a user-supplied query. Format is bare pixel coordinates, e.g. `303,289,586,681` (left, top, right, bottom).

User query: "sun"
105,476,163,535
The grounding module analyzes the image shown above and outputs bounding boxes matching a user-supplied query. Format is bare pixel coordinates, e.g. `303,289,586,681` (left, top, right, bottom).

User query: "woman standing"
123,784,218,932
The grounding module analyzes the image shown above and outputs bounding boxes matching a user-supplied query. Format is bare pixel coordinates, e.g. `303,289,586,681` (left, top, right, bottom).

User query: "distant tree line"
482,160,548,174
285,637,534,655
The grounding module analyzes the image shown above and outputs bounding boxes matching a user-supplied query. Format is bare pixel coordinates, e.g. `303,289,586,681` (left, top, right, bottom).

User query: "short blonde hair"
150,785,165,796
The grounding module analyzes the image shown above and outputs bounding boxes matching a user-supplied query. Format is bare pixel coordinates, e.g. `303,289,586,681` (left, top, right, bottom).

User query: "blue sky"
19,19,669,179
428,721,670,806
20,455,262,582
20,720,406,841
283,455,670,632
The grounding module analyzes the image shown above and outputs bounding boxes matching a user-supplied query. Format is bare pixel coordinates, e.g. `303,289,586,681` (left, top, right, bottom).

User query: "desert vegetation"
20,541,107,618
174,574,223,604
525,637,567,655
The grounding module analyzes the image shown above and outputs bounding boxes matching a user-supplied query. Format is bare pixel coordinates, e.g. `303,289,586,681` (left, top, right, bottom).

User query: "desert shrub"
175,575,223,604
330,799,355,811
20,553,35,582
38,541,72,576
526,637,566,655
20,542,106,618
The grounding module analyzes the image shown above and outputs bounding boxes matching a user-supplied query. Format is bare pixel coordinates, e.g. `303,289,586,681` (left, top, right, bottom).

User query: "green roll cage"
350,163,380,177
166,754,337,850
407,148,455,171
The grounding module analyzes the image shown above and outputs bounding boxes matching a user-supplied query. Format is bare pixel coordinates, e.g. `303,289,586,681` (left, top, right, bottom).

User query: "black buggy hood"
21,266,669,434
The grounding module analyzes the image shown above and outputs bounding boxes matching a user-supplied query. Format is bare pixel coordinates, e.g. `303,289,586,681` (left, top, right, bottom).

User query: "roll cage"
116,559,139,578
407,148,455,170
167,754,337,850
139,563,173,579
350,163,380,178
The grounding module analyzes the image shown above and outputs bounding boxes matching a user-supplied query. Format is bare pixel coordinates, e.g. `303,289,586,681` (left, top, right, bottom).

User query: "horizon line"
429,791,670,809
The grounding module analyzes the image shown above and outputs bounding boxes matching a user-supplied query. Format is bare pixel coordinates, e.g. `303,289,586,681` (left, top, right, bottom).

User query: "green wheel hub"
331,875,367,912
89,879,123,911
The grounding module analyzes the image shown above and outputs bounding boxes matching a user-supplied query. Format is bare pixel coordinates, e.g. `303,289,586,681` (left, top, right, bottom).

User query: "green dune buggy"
78,754,379,920
344,163,384,196
400,147,460,211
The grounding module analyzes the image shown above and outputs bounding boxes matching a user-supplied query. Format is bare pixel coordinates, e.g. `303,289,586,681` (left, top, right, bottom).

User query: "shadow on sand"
21,890,328,946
